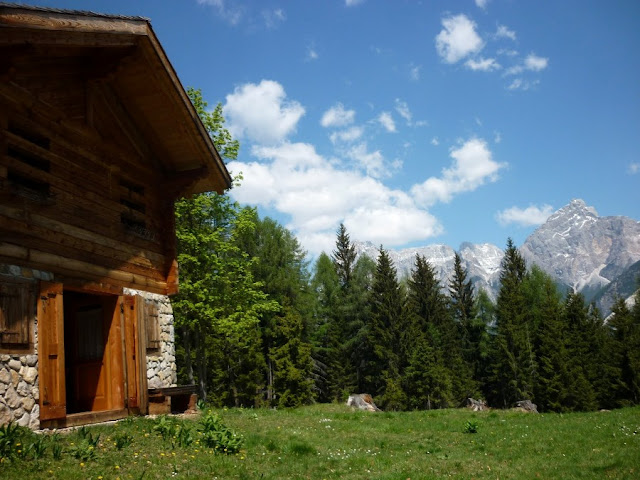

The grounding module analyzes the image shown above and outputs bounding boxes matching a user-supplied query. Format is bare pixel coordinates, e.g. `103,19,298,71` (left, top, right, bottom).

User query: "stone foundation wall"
123,289,178,389
0,265,53,429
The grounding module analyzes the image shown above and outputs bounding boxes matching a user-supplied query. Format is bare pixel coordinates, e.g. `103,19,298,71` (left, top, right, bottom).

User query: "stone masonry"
123,288,178,389
0,265,53,429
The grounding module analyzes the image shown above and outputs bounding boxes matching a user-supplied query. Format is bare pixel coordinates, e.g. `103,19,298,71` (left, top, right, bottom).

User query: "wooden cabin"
0,4,231,428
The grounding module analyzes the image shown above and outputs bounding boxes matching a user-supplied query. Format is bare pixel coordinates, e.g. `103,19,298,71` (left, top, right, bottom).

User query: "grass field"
1,404,638,479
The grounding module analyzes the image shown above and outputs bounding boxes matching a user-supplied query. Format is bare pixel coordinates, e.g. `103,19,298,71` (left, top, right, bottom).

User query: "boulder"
514,399,538,413
346,393,381,412
463,398,488,411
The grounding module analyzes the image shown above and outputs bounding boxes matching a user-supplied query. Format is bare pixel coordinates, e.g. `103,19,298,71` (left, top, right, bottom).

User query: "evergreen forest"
173,90,640,413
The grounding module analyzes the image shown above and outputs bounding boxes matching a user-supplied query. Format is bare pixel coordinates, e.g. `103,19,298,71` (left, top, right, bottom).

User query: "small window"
0,278,35,351
145,303,161,352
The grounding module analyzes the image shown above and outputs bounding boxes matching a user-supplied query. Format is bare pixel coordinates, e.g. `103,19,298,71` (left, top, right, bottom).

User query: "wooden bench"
147,385,198,415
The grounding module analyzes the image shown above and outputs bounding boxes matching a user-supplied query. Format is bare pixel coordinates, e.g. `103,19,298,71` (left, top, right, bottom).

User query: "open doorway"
63,291,124,414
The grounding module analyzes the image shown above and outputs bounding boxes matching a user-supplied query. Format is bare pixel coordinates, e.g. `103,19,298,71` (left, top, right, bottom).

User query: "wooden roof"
0,3,231,196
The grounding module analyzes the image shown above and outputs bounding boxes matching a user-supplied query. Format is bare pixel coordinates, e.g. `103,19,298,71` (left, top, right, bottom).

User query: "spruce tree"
362,247,407,407
310,253,343,402
404,254,454,408
333,223,357,288
609,294,640,405
489,238,531,408
527,267,567,412
562,292,598,411
448,253,480,396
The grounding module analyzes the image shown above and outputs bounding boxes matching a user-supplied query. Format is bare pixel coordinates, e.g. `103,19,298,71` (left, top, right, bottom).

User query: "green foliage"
362,247,407,405
152,415,179,442
488,238,532,408
68,438,97,461
50,433,63,461
26,435,48,460
199,410,244,454
113,432,134,450
0,423,27,461
187,87,239,162
463,420,479,434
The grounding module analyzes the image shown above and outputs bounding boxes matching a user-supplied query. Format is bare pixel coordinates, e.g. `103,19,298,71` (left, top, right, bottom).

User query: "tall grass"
0,404,638,479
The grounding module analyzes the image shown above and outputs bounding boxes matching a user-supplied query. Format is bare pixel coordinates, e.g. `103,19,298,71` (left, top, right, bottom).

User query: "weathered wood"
123,295,139,410
135,295,149,414
37,281,66,422
0,243,169,295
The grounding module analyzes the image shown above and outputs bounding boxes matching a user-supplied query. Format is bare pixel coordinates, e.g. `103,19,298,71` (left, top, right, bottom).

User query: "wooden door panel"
38,281,66,421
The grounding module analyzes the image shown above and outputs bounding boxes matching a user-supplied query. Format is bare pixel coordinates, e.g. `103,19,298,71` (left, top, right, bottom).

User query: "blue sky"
20,0,640,256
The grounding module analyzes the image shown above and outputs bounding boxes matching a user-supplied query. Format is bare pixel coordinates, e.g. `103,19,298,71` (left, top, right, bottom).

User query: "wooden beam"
0,7,149,36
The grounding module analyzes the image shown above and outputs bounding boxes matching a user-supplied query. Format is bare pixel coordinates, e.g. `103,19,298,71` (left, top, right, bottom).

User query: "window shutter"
0,279,34,347
145,303,160,351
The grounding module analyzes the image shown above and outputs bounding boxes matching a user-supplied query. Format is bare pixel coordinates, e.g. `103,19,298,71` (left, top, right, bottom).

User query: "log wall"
0,79,176,295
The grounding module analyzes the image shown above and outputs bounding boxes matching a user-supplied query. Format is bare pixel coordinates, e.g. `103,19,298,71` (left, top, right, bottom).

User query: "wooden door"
123,295,148,414
38,281,66,421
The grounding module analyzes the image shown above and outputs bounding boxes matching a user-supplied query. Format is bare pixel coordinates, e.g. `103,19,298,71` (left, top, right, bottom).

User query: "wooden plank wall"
0,79,175,294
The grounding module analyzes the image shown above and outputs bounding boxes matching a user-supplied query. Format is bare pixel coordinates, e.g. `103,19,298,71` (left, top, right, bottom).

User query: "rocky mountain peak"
521,199,640,302
350,199,639,315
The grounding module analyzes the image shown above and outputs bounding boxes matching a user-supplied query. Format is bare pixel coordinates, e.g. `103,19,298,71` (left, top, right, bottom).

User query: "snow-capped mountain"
353,241,503,300
352,199,640,313
521,199,640,307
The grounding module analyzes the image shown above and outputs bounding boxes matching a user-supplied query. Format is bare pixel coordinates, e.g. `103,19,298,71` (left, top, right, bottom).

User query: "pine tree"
333,223,357,288
609,294,640,405
562,292,598,411
270,304,315,407
474,288,495,399
310,253,343,402
527,267,567,412
489,238,531,408
328,224,372,397
362,247,407,406
404,254,454,408
448,253,480,397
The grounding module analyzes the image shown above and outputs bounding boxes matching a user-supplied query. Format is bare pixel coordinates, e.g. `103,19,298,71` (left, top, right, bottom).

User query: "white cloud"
507,78,539,91
321,103,356,128
475,0,489,9
628,163,640,175
224,80,305,144
496,204,554,227
494,131,502,144
395,99,412,124
411,138,505,206
377,111,396,132
347,143,386,178
329,126,364,144
262,8,286,29
524,53,549,71
345,0,364,6
306,46,318,61
465,57,501,72
197,0,243,25
431,137,440,146
227,142,442,255
435,14,484,64
495,24,516,41
497,48,518,57
506,53,549,76
409,63,421,81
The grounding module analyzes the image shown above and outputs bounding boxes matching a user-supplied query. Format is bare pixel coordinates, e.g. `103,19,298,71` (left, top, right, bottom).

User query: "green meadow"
1,404,638,480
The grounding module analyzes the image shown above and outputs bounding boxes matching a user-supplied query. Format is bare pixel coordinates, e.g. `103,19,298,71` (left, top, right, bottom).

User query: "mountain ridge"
352,199,640,313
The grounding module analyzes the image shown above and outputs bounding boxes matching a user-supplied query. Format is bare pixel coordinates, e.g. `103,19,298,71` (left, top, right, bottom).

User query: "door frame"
38,282,149,428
